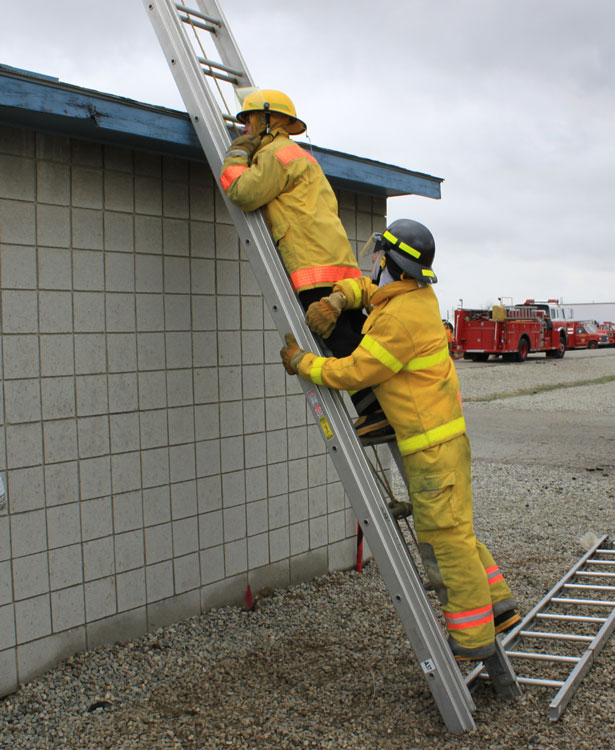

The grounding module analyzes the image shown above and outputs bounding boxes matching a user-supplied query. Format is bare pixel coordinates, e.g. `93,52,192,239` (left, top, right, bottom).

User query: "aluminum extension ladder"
141,0,519,732
465,534,615,720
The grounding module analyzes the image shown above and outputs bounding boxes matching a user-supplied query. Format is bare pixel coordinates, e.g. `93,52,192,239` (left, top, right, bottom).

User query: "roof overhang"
0,64,442,200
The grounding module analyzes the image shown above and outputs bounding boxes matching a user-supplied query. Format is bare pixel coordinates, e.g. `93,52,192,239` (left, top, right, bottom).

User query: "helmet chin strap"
261,102,271,136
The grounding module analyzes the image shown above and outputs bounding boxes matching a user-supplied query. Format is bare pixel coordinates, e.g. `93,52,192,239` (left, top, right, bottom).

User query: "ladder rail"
142,0,478,732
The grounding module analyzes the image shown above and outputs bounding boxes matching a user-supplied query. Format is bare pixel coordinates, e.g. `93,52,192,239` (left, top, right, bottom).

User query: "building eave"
0,64,443,199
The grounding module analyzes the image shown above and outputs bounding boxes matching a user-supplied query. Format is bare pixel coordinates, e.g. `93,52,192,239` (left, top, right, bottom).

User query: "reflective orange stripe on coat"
289,265,362,292
275,143,317,165
485,564,504,586
220,164,248,191
444,603,493,631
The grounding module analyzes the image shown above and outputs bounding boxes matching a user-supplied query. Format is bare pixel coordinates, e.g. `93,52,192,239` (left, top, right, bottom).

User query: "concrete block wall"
0,124,387,696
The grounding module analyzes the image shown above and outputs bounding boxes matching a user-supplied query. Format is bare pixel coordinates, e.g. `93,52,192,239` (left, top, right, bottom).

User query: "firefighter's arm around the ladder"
224,134,261,162
220,133,288,211
280,332,395,391
280,303,410,393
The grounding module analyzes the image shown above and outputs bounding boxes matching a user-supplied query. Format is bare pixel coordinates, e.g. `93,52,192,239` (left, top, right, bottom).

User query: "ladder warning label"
307,391,334,440
319,417,333,440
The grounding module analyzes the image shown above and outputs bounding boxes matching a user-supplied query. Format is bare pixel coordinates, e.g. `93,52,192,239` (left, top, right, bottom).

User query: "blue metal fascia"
0,67,442,199
304,145,442,199
0,69,202,159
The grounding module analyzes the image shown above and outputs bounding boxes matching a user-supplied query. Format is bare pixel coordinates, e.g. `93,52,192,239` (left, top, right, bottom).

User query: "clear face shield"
360,233,386,284
235,87,262,113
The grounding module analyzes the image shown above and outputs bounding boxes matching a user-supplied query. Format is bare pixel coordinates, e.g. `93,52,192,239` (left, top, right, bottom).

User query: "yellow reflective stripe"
345,278,362,306
309,356,327,385
383,230,421,259
382,230,397,244
399,240,421,258
347,389,358,396
360,334,404,373
398,417,466,454
421,268,434,277
404,345,450,372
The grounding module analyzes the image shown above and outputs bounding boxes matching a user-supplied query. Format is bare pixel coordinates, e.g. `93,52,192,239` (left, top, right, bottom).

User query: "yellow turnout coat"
220,128,361,292
297,276,466,455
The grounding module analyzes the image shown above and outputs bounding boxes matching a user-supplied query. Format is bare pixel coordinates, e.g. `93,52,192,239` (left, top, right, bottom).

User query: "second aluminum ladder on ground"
465,533,615,719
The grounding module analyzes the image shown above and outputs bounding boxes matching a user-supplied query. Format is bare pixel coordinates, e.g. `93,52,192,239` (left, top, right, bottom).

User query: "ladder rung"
175,3,221,26
479,673,565,688
519,630,594,642
506,651,581,664
564,583,615,592
551,596,615,608
360,433,397,447
197,56,243,77
201,68,239,84
595,548,615,554
585,560,615,566
517,676,565,688
576,570,615,579
537,612,608,624
178,14,217,33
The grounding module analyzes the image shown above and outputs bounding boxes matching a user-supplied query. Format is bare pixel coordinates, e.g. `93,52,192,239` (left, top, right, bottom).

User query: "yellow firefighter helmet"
236,88,307,135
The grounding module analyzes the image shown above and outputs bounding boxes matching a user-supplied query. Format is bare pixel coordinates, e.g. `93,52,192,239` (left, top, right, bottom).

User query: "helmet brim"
236,109,306,135
388,248,437,284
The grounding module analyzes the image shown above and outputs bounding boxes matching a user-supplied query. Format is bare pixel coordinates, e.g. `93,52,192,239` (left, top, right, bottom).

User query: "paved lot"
458,348,615,469
465,405,615,468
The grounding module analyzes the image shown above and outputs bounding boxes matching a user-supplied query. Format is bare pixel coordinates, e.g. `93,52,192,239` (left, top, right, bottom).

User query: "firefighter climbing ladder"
141,0,520,732
465,534,615,720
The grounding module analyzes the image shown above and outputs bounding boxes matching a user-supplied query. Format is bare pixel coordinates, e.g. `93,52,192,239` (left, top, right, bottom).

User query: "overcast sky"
3,0,614,319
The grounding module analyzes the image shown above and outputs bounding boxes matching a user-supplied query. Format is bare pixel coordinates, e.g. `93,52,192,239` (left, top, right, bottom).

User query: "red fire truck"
598,322,615,346
565,321,610,349
453,299,569,362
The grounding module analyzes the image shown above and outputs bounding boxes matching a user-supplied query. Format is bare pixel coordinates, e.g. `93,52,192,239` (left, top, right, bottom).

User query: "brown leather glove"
280,333,306,375
305,291,347,338
225,134,261,161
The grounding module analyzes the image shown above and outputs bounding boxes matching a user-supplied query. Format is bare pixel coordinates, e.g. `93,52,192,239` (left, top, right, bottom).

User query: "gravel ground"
456,347,615,404
1,349,614,750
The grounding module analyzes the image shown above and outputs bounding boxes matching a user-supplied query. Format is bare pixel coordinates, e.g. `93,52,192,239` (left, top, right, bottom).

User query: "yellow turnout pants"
404,434,515,651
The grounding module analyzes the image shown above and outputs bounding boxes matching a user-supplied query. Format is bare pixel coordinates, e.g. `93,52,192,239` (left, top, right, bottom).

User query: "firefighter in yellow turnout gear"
220,89,360,293
281,219,520,660
220,88,390,437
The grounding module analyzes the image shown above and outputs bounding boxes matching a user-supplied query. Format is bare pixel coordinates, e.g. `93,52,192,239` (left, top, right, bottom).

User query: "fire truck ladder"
142,0,519,732
465,534,615,720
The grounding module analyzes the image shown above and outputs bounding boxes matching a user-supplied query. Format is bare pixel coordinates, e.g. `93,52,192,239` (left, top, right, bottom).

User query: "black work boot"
448,636,496,662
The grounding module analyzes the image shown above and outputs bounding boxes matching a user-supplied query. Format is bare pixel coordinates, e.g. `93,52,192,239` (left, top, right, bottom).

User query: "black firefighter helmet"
378,219,437,284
